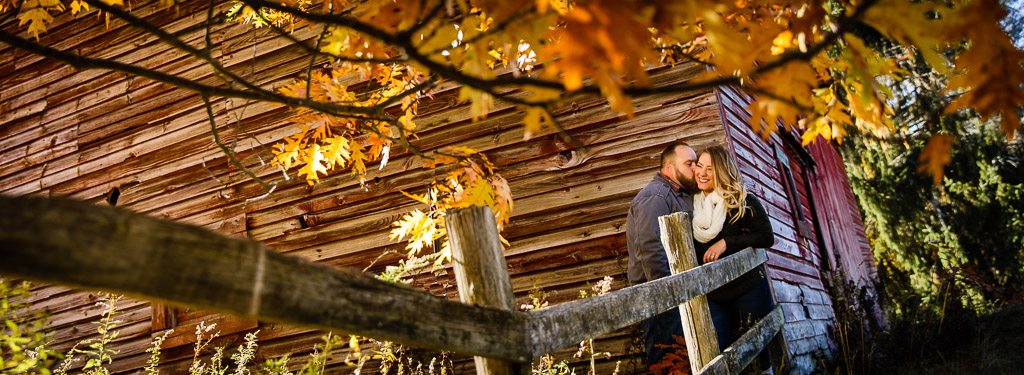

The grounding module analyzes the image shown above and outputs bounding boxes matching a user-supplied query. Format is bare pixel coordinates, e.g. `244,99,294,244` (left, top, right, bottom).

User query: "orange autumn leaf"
14,0,1016,267
918,135,955,185
943,0,1024,139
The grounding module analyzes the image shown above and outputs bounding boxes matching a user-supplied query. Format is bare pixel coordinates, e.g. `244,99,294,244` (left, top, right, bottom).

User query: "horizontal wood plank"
0,195,531,362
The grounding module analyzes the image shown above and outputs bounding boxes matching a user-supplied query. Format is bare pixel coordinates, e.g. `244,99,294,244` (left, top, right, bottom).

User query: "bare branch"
542,105,587,153
203,0,215,55
250,11,403,64
307,25,330,100
0,29,395,120
200,157,228,185
419,6,534,57
396,0,445,42
245,184,277,203
654,45,713,67
202,93,275,190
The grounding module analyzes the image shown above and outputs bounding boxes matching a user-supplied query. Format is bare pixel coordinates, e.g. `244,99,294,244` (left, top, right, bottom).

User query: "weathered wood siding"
714,85,876,373
805,140,877,286
0,0,728,371
3,0,880,372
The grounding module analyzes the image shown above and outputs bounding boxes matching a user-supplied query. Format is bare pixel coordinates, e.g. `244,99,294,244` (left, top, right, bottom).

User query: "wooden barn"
0,0,879,373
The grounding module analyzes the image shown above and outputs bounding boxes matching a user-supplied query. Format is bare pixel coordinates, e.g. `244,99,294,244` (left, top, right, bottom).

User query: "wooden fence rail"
0,196,782,374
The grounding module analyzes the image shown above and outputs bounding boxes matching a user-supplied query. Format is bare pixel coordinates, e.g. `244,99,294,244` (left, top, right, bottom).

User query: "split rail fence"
0,195,784,375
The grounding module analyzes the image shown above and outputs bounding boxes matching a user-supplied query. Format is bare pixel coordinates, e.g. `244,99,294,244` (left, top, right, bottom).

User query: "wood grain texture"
447,205,530,374
697,306,784,375
526,247,767,357
0,195,530,362
2,4,886,368
659,212,720,373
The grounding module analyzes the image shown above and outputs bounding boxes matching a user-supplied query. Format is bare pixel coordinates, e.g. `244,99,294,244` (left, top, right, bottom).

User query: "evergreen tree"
841,4,1024,312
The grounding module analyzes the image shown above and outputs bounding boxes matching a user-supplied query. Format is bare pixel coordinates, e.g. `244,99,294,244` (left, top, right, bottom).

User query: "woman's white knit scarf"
693,190,727,243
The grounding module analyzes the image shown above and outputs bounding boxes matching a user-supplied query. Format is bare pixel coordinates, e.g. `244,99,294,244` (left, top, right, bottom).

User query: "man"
626,142,698,368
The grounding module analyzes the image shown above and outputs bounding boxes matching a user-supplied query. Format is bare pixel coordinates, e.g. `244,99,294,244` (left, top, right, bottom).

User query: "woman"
692,145,776,374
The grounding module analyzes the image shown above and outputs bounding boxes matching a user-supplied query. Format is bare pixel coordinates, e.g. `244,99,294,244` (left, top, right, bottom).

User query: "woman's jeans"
707,277,774,370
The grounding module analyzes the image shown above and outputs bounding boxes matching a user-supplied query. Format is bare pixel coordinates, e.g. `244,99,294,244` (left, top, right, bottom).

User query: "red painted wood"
806,138,879,284
715,83,880,368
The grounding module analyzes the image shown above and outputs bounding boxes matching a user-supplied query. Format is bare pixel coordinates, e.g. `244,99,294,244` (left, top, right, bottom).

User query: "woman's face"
695,152,715,193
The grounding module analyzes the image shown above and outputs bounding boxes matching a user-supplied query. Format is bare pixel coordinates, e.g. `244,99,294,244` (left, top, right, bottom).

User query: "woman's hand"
703,239,727,263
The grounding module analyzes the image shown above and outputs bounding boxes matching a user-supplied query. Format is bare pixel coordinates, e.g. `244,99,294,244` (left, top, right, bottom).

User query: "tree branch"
654,45,713,67
395,0,445,42
306,25,329,100
0,28,396,120
541,104,586,153
251,11,404,64
202,93,275,190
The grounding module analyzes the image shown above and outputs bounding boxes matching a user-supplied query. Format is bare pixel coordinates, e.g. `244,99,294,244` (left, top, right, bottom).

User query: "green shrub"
1,279,59,374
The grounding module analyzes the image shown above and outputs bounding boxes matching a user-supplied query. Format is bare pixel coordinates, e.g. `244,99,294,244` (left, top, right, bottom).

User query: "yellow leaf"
456,177,496,209
326,82,356,103
273,135,303,169
524,86,562,104
350,142,367,184
522,106,546,140
942,0,1024,139
398,114,415,131
449,146,479,155
390,210,426,241
321,136,351,169
917,135,954,185
862,0,951,74
390,209,440,257
297,145,329,185
400,190,431,205
490,174,514,229
417,24,459,53
770,30,794,55
458,87,492,121
321,27,350,57
747,98,782,138
19,8,53,40
433,241,451,267
70,0,89,15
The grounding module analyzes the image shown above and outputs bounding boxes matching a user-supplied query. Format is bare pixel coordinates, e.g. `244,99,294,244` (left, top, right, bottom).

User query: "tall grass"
825,269,1024,374
2,275,640,375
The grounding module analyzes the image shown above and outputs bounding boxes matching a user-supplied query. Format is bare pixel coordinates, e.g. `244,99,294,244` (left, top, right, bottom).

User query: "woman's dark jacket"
694,194,775,301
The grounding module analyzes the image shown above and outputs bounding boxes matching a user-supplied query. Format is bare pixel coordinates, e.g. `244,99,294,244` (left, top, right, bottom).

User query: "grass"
825,271,1024,375
1,275,635,375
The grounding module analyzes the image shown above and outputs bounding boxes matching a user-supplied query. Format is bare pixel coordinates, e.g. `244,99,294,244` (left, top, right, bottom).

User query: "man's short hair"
660,142,691,167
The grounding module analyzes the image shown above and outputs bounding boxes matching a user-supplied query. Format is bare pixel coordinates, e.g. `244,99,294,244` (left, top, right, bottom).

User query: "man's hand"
703,239,727,263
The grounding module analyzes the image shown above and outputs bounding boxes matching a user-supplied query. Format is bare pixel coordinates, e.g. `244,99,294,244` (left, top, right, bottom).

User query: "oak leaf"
349,142,368,185
19,8,54,40
321,136,351,169
297,145,329,185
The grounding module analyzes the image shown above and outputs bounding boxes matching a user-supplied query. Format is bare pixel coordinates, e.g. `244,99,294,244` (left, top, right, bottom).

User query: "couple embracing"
626,142,775,374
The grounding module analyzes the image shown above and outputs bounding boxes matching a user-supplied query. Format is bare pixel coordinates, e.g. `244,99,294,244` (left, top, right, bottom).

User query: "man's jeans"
641,308,685,368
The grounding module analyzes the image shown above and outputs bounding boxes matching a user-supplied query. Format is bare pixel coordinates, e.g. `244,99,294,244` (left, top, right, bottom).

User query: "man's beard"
679,175,698,193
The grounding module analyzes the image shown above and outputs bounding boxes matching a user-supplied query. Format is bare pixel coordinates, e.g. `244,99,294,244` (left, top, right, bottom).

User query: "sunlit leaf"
917,134,954,185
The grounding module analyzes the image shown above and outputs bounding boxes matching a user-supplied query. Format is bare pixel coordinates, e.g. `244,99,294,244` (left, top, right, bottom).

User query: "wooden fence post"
659,212,722,374
446,205,528,375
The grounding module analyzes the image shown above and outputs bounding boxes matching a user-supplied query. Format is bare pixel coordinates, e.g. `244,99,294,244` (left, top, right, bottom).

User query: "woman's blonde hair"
700,146,749,223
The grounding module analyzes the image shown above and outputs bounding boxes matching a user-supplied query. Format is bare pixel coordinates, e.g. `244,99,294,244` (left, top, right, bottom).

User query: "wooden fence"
0,195,783,374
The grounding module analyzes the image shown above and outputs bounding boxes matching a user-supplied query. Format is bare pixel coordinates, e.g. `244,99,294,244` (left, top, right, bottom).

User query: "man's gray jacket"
626,173,694,286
